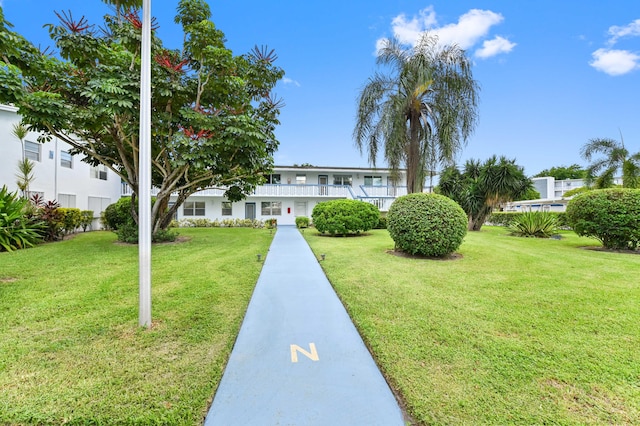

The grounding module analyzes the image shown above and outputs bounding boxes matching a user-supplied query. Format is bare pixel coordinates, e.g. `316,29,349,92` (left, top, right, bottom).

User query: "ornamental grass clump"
509,210,560,238
387,193,467,257
566,188,640,250
312,199,379,235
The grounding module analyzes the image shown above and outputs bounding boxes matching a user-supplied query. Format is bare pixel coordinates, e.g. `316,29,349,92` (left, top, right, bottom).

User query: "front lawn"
304,227,640,425
0,228,272,425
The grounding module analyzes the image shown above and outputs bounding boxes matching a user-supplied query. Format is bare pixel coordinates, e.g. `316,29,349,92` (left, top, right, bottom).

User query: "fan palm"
354,33,479,193
581,136,640,188
439,156,532,231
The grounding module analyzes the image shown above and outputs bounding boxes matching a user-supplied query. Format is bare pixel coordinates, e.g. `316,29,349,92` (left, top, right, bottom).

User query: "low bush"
264,218,277,229
508,211,560,238
295,216,310,228
312,199,379,235
489,211,569,228
374,215,388,229
80,210,94,231
58,208,82,234
566,188,640,250
0,185,44,251
387,193,467,257
102,197,135,231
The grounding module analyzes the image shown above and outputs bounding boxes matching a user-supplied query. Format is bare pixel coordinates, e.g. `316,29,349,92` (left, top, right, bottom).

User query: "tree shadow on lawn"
385,249,463,261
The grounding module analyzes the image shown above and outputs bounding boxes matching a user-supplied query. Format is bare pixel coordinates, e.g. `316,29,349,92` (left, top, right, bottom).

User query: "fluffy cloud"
475,36,516,59
382,6,514,59
607,18,640,45
590,18,640,75
433,9,504,49
590,48,640,76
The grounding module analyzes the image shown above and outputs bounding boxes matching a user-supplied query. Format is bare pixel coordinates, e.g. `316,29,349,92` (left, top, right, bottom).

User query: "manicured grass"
0,228,272,425
304,227,640,425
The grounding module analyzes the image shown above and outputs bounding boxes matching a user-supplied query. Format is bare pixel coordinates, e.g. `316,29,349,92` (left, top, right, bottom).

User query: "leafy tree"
0,0,284,232
354,33,479,194
533,164,586,180
581,136,640,189
438,156,532,231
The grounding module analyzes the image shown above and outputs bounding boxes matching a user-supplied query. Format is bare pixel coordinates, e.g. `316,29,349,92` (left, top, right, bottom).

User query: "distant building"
505,175,622,212
1,104,121,227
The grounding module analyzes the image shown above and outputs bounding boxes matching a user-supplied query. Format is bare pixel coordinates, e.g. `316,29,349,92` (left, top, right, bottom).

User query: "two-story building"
1,104,122,227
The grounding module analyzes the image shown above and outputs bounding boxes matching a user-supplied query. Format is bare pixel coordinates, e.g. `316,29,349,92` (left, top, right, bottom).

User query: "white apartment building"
1,104,122,227
505,175,623,212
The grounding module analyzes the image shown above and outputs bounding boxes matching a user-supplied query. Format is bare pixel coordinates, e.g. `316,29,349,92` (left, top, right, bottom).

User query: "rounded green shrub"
387,193,467,257
312,199,379,235
295,216,310,228
566,188,640,250
102,197,135,230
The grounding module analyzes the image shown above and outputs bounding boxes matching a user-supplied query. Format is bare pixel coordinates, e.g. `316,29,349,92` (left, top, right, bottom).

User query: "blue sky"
3,0,640,176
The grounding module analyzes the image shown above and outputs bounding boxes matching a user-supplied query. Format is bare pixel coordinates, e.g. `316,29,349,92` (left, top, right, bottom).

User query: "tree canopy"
438,156,532,231
533,164,586,180
354,33,479,194
0,0,284,232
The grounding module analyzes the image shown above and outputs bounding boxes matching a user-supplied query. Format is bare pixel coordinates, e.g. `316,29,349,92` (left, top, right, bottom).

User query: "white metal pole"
138,0,152,327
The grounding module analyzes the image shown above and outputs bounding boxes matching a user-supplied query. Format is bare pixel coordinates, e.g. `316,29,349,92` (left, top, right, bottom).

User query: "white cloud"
475,36,516,58
282,77,301,87
433,9,504,49
607,18,640,45
590,48,640,75
381,6,513,59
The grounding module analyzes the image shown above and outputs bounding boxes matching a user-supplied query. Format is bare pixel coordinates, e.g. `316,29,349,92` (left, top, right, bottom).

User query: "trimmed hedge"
311,199,379,235
387,193,467,257
489,211,569,228
566,188,640,250
295,216,310,228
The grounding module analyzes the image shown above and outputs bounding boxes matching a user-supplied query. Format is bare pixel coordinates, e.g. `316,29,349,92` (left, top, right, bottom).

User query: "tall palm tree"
354,33,479,193
581,136,640,188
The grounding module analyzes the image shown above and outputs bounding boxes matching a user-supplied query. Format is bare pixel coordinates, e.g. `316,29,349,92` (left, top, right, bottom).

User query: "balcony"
121,183,356,198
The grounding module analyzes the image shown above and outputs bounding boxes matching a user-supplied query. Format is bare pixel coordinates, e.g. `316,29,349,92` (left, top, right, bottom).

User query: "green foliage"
0,185,43,251
295,216,310,228
35,200,64,241
312,199,380,235
80,210,94,231
581,137,640,188
534,164,587,180
354,33,479,193
102,197,135,231
374,215,388,229
563,186,590,198
173,218,262,228
508,211,560,238
264,218,277,229
0,0,285,232
58,208,82,234
566,188,640,250
439,156,533,231
387,193,467,257
489,212,569,228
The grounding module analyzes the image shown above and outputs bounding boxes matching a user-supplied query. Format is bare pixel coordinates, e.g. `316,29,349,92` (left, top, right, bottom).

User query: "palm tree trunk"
406,113,422,193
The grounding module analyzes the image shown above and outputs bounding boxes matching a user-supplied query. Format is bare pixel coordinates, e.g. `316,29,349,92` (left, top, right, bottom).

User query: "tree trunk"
406,112,423,193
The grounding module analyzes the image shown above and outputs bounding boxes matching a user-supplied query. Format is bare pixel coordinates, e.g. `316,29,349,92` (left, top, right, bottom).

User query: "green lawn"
304,227,640,425
0,228,273,425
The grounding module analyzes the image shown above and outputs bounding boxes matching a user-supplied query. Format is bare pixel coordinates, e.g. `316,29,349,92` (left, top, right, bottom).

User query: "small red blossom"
180,126,213,140
154,51,188,72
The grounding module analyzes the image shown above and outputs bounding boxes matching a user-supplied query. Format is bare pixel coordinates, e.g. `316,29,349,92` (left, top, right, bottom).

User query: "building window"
88,196,111,216
265,174,281,184
261,201,282,216
60,151,73,168
333,175,352,186
364,175,383,186
24,141,41,162
91,164,108,180
222,201,232,216
58,193,76,208
184,201,205,216
295,174,306,185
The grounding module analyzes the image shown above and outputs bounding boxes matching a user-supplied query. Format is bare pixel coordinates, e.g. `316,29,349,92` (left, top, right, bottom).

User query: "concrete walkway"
204,226,406,425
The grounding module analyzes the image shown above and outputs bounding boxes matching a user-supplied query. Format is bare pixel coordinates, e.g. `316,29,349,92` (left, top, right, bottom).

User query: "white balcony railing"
121,183,355,198
359,185,408,198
